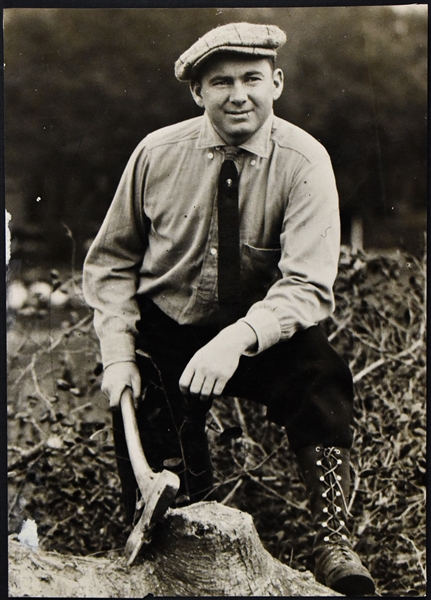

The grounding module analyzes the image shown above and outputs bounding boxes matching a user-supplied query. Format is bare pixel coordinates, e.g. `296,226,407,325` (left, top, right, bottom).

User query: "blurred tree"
275,6,427,251
4,7,427,268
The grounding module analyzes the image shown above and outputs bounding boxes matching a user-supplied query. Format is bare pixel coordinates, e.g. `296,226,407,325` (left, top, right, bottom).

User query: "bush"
7,247,426,596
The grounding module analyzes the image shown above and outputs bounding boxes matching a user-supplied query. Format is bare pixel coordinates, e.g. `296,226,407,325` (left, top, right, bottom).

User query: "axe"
120,386,180,566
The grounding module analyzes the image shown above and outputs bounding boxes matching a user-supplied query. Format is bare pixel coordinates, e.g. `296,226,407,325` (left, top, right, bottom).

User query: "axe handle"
120,387,155,495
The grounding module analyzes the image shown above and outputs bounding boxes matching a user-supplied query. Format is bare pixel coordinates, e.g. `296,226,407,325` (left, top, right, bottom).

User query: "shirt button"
251,159,256,166
207,152,214,159
226,178,233,187
210,247,217,256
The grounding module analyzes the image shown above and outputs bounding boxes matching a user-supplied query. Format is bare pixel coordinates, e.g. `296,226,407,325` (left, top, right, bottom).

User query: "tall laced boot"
296,446,375,596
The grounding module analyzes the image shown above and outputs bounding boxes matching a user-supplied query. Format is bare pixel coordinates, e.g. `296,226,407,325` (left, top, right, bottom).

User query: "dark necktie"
217,153,241,329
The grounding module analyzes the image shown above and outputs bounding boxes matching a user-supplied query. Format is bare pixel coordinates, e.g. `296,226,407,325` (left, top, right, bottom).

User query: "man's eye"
213,79,229,86
246,76,261,83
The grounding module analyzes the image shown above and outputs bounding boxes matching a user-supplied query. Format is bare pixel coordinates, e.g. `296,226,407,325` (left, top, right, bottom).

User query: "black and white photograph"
6,5,427,597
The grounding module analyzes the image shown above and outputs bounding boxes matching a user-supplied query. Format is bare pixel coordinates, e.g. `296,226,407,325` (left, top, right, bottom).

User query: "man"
83,22,375,595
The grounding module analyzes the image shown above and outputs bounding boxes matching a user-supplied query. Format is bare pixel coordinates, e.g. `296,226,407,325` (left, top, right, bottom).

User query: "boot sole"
332,573,376,597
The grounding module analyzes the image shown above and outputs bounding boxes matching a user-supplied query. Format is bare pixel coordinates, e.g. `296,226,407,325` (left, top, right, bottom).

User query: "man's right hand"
101,361,141,409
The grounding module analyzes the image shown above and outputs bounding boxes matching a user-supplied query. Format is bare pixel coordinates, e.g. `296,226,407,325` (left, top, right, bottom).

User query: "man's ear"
272,68,284,101
190,80,205,108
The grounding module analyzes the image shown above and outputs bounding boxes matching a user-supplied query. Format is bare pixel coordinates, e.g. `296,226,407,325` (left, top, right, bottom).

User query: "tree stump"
9,501,341,597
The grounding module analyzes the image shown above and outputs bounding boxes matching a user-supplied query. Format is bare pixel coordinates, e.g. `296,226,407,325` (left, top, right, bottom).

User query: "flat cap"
175,22,287,81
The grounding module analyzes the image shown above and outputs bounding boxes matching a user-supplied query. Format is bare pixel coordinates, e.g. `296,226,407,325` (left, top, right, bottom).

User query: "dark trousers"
112,301,354,524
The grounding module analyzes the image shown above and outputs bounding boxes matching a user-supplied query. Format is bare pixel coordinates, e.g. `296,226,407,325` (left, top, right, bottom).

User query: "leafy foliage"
7,247,426,596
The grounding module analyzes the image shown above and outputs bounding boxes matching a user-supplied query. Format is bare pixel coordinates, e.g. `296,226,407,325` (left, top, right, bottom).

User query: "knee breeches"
112,302,354,522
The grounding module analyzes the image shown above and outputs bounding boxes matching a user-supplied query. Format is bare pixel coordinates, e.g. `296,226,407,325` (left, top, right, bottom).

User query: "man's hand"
101,361,141,409
179,321,257,400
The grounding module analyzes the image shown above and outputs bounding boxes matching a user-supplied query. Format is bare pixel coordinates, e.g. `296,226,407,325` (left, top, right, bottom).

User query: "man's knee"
289,326,353,398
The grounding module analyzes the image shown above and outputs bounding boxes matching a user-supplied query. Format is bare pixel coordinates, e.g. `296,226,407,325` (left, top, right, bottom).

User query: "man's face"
190,56,284,146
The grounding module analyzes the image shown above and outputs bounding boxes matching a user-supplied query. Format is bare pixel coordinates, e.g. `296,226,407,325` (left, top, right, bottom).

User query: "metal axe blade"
120,387,180,566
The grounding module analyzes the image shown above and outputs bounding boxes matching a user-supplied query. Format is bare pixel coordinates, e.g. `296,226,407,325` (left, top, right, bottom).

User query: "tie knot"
222,146,242,161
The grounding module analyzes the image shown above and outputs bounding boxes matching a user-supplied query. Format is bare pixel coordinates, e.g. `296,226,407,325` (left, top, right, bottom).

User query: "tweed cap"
175,22,287,81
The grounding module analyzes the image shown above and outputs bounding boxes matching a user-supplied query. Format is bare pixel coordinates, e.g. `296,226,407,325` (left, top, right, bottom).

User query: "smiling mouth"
226,111,252,117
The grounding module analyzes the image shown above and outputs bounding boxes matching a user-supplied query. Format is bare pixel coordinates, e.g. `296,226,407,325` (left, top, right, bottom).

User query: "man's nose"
229,82,247,105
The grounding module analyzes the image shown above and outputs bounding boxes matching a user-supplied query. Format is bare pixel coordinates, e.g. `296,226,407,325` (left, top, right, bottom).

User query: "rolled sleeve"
100,333,137,369
238,308,281,355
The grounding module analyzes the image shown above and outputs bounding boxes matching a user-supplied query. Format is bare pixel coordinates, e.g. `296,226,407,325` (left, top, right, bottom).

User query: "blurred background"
4,5,427,279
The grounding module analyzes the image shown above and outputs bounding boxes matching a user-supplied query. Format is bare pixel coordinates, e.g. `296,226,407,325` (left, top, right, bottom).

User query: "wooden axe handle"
120,387,155,495
120,387,180,565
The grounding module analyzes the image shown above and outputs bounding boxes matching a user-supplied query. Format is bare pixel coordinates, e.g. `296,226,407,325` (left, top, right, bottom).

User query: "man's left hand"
179,321,257,400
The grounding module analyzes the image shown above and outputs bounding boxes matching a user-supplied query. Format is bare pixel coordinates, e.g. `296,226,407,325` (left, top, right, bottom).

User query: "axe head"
124,469,180,566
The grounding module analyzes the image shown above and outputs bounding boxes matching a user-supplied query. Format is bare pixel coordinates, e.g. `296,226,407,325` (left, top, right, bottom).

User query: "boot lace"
315,446,351,544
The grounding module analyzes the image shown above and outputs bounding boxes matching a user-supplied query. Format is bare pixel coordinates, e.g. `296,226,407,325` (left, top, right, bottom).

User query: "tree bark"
9,501,340,597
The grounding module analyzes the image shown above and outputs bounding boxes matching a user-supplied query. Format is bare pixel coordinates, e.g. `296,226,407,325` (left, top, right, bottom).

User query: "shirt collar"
196,111,274,159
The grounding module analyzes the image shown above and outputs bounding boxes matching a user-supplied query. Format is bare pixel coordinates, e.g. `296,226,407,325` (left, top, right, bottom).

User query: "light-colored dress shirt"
83,112,340,368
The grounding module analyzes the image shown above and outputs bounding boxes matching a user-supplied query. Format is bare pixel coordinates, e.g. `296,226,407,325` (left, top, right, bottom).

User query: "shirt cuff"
238,308,281,356
100,333,136,369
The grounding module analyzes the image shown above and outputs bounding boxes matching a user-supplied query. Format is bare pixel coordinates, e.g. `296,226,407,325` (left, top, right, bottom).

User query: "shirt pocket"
241,243,282,309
